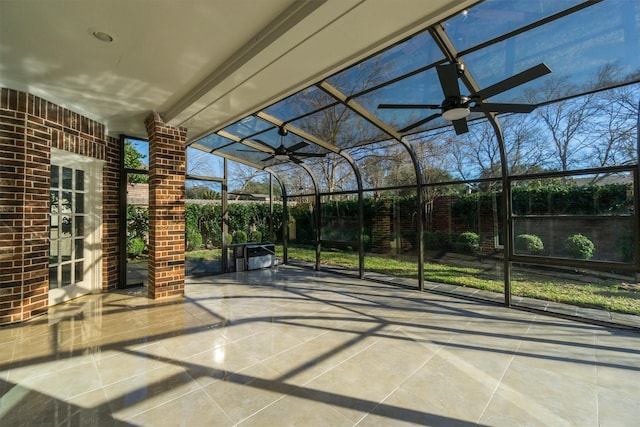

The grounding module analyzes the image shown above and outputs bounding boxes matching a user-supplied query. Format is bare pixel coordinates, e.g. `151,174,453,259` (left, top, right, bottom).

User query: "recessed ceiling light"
92,31,114,42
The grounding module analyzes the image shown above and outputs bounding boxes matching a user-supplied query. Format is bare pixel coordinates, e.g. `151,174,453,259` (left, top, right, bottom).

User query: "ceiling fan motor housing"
441,95,471,120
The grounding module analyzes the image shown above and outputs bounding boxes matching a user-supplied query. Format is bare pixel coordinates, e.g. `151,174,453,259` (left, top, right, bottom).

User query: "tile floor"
1,265,639,426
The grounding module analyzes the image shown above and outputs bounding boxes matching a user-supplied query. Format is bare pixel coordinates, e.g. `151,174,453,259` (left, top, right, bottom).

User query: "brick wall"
145,112,186,299
0,88,118,324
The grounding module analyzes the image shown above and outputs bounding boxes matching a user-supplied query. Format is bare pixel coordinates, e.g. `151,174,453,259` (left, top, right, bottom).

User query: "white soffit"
0,0,473,140
172,0,476,142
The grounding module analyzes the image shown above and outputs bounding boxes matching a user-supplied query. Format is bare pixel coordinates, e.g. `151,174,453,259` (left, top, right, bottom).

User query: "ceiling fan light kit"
441,95,471,120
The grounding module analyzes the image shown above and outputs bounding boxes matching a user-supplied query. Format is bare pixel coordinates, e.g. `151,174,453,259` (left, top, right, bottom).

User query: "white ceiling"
0,0,474,142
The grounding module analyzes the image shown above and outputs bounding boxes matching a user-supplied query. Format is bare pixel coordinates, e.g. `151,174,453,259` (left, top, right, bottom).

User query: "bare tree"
526,76,596,171
227,162,266,200
522,65,638,172
187,147,223,177
587,83,639,168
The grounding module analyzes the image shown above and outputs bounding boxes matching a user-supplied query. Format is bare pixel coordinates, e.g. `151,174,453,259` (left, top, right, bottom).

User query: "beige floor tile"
299,341,427,422
103,363,201,420
202,362,293,423
358,387,478,426
94,342,175,386
3,266,639,427
238,392,353,427
127,388,233,426
397,350,499,423
182,340,263,387
482,356,599,427
597,386,640,427
14,359,103,402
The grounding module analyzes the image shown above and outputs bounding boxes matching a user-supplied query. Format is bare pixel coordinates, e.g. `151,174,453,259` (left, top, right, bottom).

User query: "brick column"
144,112,186,299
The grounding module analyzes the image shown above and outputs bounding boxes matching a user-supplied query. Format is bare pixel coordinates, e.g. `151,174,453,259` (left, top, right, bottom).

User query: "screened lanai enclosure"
124,0,640,328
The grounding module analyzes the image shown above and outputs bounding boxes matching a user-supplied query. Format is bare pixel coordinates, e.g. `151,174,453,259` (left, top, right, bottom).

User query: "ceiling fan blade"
287,141,308,152
378,103,440,109
471,102,538,113
436,63,462,99
254,139,275,150
289,156,303,164
472,63,552,101
261,154,275,162
294,152,325,157
452,119,469,135
399,113,441,133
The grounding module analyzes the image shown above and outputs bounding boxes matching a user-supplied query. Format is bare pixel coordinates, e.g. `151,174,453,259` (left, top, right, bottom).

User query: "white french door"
49,148,103,305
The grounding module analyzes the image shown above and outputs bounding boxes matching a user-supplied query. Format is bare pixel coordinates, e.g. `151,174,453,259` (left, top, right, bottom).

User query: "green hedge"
184,203,284,250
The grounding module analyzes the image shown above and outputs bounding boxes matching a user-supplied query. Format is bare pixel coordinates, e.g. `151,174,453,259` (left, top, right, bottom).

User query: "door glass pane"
62,167,72,189
76,193,84,213
51,165,59,188
61,264,71,286
75,238,83,259
49,240,58,265
50,192,59,214
61,191,72,213
60,239,72,262
60,215,72,237
75,169,84,191
51,215,59,239
74,261,84,282
49,267,58,289
75,216,84,236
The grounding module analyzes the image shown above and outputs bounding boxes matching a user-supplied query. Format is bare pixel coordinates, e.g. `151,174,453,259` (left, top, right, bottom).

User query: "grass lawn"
185,248,222,259
181,245,639,316
286,246,640,316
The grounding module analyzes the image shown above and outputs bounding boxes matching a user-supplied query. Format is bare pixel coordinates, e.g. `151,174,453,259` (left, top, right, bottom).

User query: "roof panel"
461,0,640,103
263,86,337,122
195,133,235,151
356,68,444,133
290,105,387,149
327,31,444,95
216,143,267,165
221,116,273,139
443,0,586,53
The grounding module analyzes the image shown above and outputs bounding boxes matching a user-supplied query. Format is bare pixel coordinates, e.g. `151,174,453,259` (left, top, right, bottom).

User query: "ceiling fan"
377,62,552,135
259,127,325,164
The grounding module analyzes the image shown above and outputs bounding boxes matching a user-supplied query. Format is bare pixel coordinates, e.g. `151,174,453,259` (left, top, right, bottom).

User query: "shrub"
186,228,203,251
249,230,262,242
457,231,480,254
423,231,452,251
565,233,595,260
233,230,248,244
515,234,544,255
127,237,145,257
